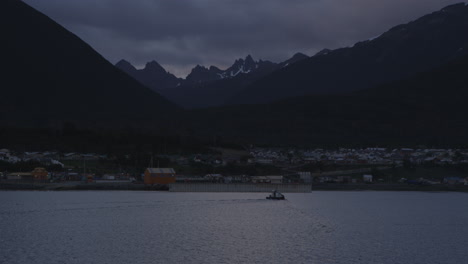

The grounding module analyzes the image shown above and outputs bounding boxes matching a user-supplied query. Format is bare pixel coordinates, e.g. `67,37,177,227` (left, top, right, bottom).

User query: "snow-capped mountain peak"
223,55,259,78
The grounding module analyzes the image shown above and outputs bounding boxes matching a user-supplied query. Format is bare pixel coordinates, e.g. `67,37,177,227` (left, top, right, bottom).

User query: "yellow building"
144,168,176,185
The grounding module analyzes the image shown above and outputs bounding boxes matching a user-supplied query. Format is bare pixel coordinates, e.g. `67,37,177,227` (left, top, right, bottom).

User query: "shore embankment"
0,181,310,192
312,183,468,192
0,181,162,191
1,181,468,192
168,183,311,193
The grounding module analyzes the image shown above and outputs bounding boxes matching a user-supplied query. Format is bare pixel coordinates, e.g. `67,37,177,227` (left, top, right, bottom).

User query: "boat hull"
266,196,285,200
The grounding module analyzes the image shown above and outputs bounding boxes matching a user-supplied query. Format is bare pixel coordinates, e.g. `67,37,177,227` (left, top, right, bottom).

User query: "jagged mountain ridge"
115,59,183,91
117,53,308,88
161,54,308,108
116,53,309,108
228,3,468,105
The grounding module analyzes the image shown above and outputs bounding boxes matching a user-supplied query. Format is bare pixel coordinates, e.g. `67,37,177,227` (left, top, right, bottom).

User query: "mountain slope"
1,0,178,128
229,3,468,105
189,53,468,146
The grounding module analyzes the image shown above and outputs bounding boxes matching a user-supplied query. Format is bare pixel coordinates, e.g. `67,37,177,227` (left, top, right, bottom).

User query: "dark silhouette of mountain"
116,54,309,108
8,0,468,148
185,65,223,84
182,54,283,84
115,59,183,91
313,49,332,57
158,54,308,108
189,53,468,146
115,59,138,75
115,55,285,105
0,0,178,129
278,52,309,67
229,3,468,105
217,55,260,78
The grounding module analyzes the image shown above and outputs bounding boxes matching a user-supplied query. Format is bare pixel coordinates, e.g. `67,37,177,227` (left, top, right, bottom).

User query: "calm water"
0,191,467,264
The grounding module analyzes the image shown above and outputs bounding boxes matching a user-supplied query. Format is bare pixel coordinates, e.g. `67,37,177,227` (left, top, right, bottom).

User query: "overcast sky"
24,0,462,77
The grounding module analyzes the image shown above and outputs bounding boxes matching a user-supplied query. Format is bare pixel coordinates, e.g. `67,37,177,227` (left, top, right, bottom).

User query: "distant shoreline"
312,183,468,192
1,182,468,192
0,182,158,191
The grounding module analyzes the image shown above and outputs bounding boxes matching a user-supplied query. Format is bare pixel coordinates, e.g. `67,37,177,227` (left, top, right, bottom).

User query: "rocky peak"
115,59,137,73
189,65,209,75
291,52,308,61
186,65,219,83
314,49,332,57
244,54,257,70
280,52,309,67
209,65,222,73
143,60,167,74
226,55,259,77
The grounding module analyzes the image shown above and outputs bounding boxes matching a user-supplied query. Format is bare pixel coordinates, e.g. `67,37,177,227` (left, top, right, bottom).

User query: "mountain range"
3,0,468,147
229,3,468,105
117,3,468,109
189,52,468,146
116,53,308,108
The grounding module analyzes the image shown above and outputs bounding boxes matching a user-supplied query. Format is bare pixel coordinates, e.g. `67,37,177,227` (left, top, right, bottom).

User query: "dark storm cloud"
24,0,461,77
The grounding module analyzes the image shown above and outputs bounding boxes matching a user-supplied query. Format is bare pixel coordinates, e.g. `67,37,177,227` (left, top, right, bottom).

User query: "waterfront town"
1,146,468,187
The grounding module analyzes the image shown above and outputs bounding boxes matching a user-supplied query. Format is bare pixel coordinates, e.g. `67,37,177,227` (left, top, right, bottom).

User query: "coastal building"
144,168,176,185
102,174,116,180
0,149,10,161
251,176,283,184
31,167,48,180
363,174,373,183
298,172,312,183
444,177,463,185
204,174,224,182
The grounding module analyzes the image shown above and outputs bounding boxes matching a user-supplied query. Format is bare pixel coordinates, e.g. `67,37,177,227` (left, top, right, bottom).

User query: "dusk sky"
24,0,462,77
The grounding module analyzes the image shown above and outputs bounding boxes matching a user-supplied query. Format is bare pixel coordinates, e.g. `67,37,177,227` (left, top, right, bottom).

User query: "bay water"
0,191,466,264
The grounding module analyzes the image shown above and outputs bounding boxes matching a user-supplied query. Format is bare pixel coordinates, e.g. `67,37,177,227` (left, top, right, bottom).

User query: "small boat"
266,190,285,200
